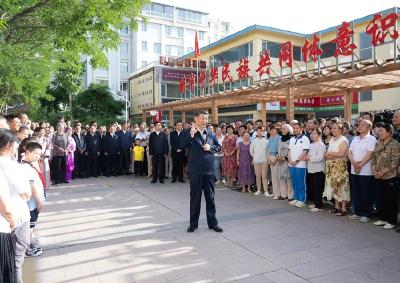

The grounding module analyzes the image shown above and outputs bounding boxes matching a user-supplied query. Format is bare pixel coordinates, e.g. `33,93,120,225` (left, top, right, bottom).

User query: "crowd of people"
0,110,400,282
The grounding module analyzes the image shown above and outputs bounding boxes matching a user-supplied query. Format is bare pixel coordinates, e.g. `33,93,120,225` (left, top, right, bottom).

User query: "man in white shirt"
288,123,310,207
348,119,377,223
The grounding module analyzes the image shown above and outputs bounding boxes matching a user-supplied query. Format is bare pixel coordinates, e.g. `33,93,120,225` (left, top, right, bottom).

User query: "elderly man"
348,119,377,223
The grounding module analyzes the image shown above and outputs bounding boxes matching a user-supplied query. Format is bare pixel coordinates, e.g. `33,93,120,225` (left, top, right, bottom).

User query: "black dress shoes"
171,180,177,183
209,225,223,233
187,226,197,233
178,180,185,183
159,180,164,184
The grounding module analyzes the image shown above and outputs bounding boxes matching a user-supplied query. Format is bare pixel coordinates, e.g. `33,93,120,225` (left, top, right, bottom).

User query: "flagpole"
196,27,199,97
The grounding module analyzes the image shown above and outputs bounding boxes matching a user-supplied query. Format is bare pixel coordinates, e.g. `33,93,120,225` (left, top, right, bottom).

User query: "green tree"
72,83,124,125
0,0,147,114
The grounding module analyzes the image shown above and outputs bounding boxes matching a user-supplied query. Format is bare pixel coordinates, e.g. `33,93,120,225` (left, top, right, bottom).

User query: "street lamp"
110,90,130,123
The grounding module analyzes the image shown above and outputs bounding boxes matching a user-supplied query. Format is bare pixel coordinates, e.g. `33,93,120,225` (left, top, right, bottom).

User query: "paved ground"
24,176,400,283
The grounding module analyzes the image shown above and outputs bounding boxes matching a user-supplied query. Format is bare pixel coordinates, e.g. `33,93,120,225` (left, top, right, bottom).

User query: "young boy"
20,142,45,257
133,139,145,177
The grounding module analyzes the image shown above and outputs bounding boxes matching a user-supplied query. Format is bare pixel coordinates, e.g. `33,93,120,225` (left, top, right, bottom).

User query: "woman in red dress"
222,125,238,187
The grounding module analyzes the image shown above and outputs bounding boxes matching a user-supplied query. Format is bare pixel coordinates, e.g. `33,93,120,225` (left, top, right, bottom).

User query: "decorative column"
286,86,295,121
343,90,352,122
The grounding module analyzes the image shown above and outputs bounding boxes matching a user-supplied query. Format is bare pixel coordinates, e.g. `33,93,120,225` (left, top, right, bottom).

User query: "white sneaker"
308,204,316,209
295,201,305,208
289,200,298,206
373,220,387,226
273,196,280,200
348,214,361,220
264,192,272,197
360,217,370,223
221,179,226,184
254,190,261,195
310,207,323,212
383,223,396,229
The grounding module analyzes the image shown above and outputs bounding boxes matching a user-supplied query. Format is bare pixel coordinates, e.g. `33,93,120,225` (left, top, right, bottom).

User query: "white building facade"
82,1,232,100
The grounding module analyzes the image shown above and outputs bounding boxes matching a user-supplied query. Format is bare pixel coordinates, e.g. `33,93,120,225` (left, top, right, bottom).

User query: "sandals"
336,210,348,216
330,208,340,214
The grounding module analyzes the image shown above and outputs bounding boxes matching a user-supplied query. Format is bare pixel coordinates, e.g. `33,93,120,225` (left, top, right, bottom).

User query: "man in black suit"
72,125,86,178
170,121,185,183
104,125,120,177
98,126,107,176
149,122,169,183
117,122,133,175
180,110,223,233
85,125,100,177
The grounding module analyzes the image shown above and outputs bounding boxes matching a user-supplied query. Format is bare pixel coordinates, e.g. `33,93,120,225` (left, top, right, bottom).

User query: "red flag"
194,31,200,58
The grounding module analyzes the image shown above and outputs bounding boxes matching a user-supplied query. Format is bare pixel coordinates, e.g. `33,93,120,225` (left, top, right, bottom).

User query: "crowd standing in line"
0,110,400,281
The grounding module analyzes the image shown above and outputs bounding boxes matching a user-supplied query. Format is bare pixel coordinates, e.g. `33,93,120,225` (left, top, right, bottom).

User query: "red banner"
280,92,358,107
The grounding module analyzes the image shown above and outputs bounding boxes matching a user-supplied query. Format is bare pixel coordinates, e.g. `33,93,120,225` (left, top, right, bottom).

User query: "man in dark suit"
72,125,86,178
170,121,185,183
149,122,169,183
98,126,107,176
85,125,100,177
180,110,223,233
117,122,133,175
104,125,120,177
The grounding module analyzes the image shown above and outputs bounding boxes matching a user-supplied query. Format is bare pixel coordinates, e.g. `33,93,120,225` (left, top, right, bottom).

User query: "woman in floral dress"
222,125,237,187
237,131,255,193
324,122,350,216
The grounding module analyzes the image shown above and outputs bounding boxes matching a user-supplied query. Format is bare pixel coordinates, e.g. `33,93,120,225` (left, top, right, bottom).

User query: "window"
320,42,336,59
187,47,194,54
359,32,372,60
176,9,205,25
154,43,161,53
213,42,253,66
293,46,301,61
120,82,128,91
177,46,183,56
262,41,280,58
120,42,129,57
141,22,147,32
120,26,129,35
141,61,148,67
198,31,205,41
165,45,183,56
120,62,129,74
360,90,372,101
165,26,183,38
142,41,147,52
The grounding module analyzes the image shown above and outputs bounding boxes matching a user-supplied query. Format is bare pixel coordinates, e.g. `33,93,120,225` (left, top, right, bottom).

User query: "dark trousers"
350,174,374,217
377,178,399,225
171,152,184,181
306,172,312,201
106,154,119,177
308,171,325,209
189,175,218,228
119,149,131,175
73,151,86,178
52,156,66,184
98,153,106,176
152,154,165,181
134,161,144,176
143,146,148,176
86,154,98,177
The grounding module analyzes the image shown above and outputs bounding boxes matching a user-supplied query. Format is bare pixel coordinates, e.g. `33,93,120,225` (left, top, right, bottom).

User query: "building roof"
184,7,399,58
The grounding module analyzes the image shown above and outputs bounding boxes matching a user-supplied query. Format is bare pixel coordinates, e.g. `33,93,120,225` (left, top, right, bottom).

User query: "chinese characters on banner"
302,34,323,62
170,11,398,92
222,63,233,82
331,21,357,57
366,12,399,46
279,41,293,68
256,50,272,78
